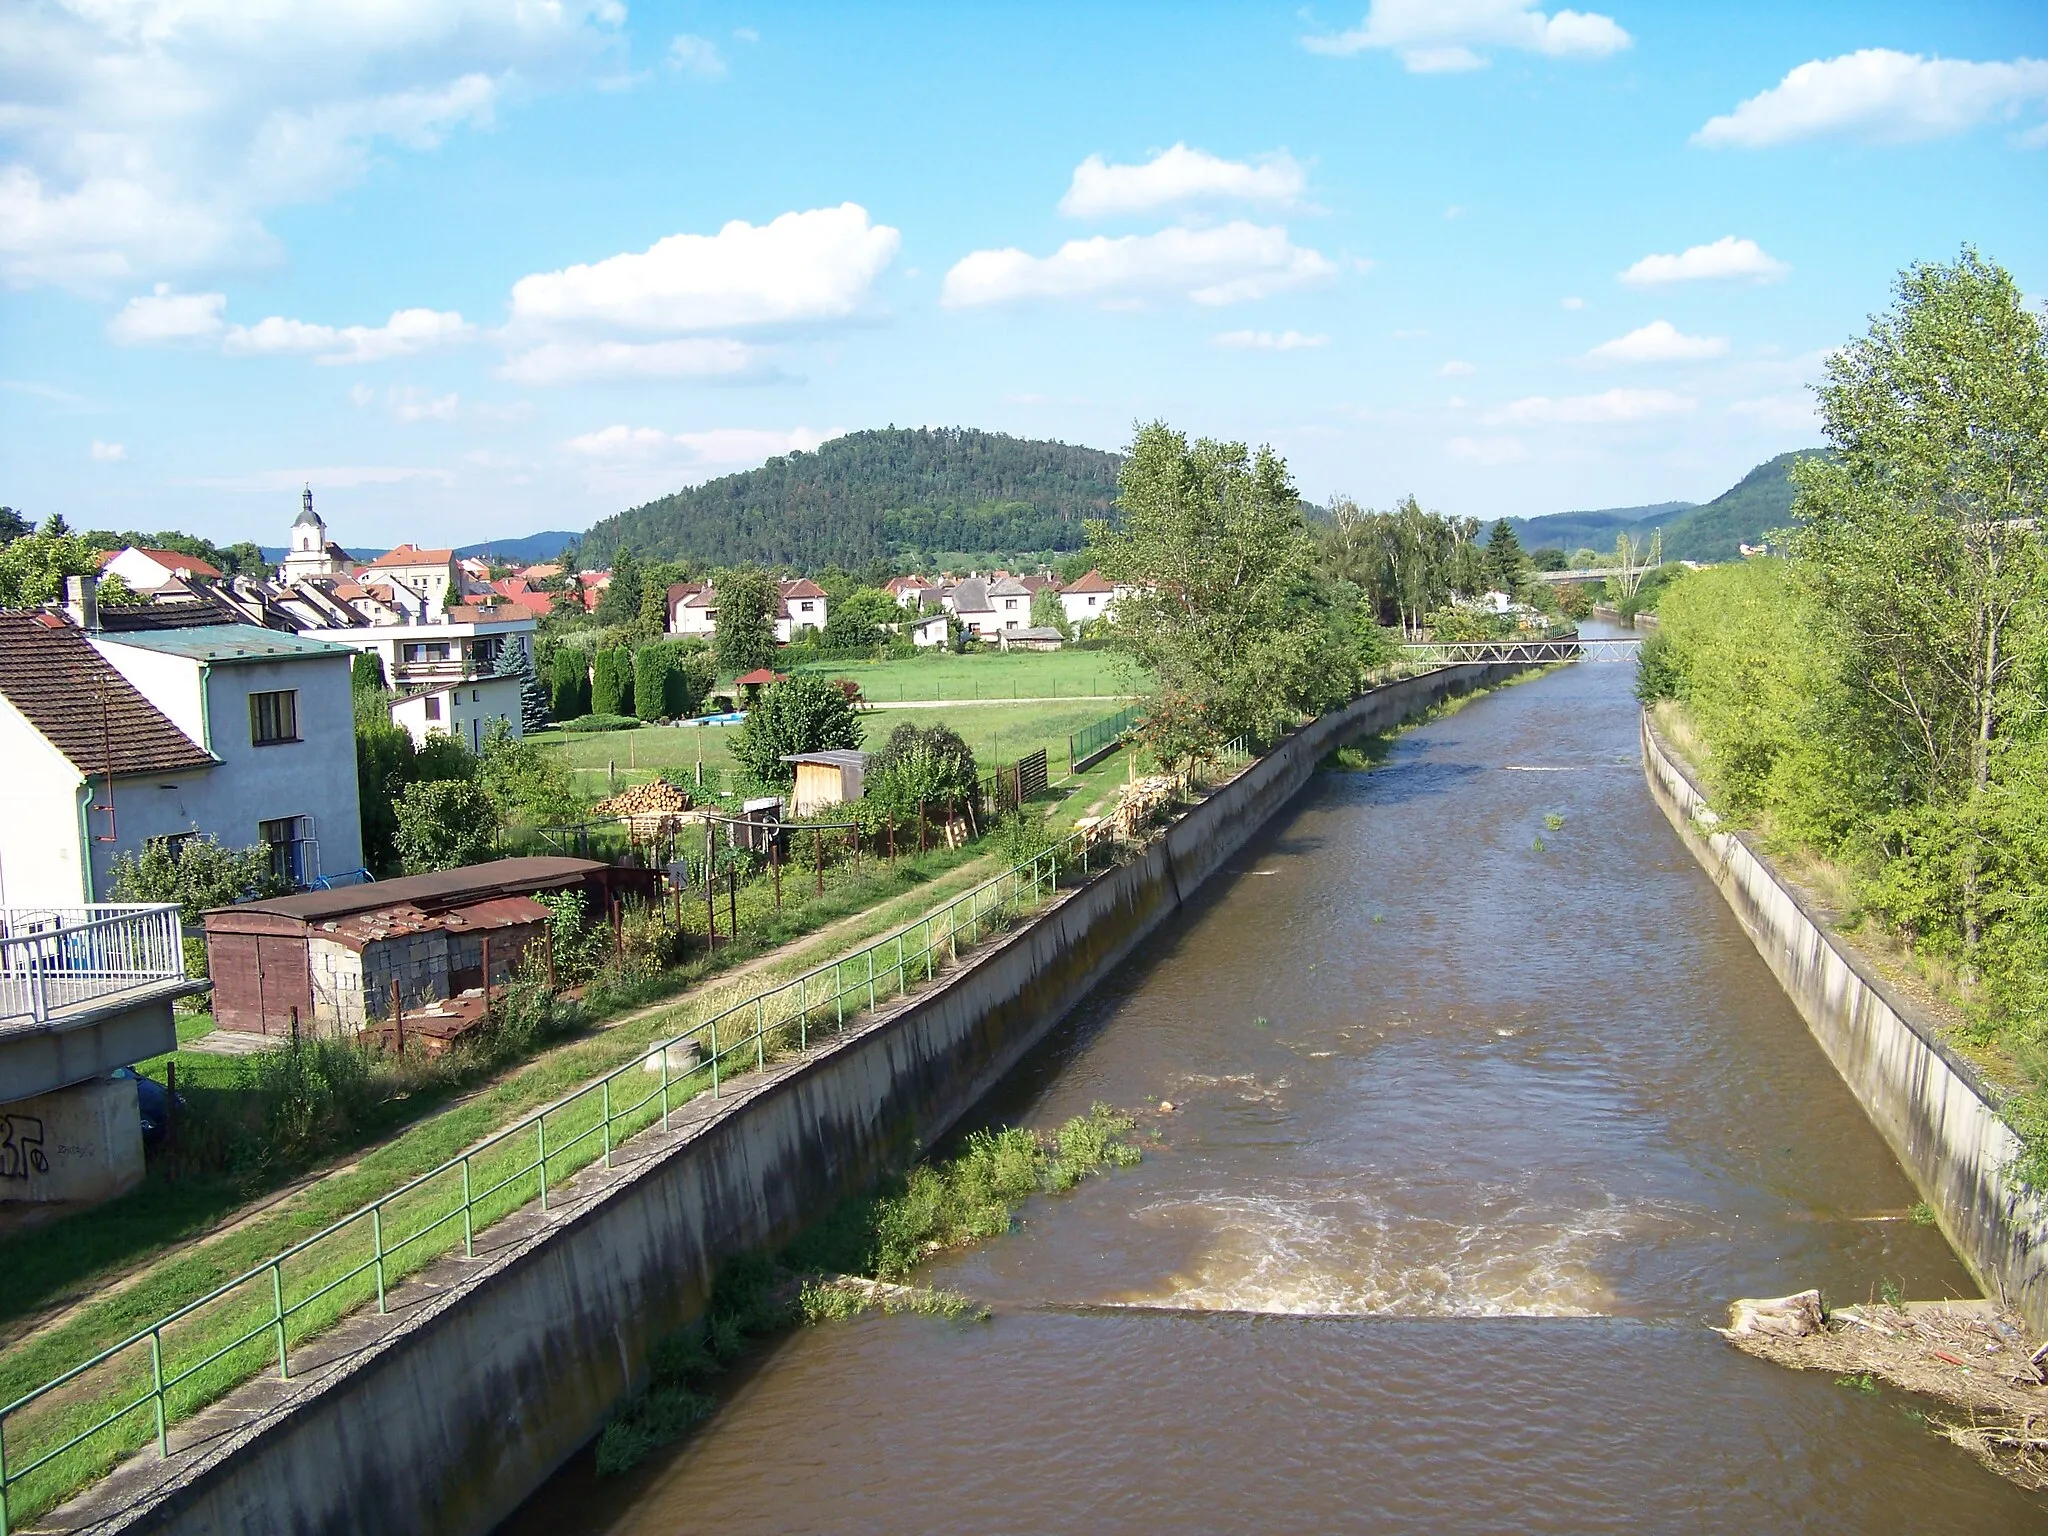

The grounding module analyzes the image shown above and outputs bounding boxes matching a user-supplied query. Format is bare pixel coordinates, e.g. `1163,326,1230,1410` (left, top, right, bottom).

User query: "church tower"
282,485,347,579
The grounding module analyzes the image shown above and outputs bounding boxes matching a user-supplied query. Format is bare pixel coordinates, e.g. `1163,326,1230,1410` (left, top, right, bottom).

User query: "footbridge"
1399,636,1642,664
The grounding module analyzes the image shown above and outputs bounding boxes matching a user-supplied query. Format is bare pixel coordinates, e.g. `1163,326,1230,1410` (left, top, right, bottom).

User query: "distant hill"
257,530,577,567
1496,451,1820,564
576,427,1124,569
1657,451,1820,562
1504,501,1696,556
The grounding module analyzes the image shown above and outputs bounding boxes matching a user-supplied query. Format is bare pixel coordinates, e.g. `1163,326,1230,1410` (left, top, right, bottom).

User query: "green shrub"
559,713,642,733
393,779,498,871
591,647,631,717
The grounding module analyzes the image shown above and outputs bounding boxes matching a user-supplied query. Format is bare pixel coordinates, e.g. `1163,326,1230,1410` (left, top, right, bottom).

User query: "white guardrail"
0,905,186,1027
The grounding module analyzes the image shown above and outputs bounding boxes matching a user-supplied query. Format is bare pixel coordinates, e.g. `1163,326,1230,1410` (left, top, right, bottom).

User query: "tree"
632,642,674,720
111,835,289,923
713,565,779,675
0,517,146,607
732,673,864,787
475,720,579,828
508,634,550,732
549,648,591,719
355,720,416,877
0,507,27,544
1483,518,1527,593
595,548,643,628
394,779,498,872
1791,248,2048,959
590,646,631,716
822,587,899,651
1089,423,1353,766
350,651,387,693
1029,585,1071,637
865,721,978,814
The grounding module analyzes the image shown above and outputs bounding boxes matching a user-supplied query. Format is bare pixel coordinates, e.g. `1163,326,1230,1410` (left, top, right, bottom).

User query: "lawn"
787,647,1146,703
531,700,1131,802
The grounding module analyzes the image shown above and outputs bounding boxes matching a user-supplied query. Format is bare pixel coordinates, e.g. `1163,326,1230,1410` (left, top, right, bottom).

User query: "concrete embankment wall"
1640,715,2048,1333
89,662,1529,1536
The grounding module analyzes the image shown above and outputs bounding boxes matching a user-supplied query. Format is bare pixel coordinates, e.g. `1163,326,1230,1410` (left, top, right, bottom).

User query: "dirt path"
1,853,1004,1356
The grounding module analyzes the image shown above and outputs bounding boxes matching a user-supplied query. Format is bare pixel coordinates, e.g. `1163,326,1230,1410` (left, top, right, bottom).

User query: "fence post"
151,1328,168,1457
710,1019,720,1098
536,1114,548,1211
660,1042,672,1132
272,1263,289,1376
371,1207,386,1313
728,867,738,942
602,1078,613,1171
867,948,876,1013
461,1157,474,1258
814,827,824,897
756,996,766,1071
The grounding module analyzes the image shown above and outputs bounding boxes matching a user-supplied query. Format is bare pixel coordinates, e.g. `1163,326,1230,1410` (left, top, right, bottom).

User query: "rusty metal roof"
207,856,605,924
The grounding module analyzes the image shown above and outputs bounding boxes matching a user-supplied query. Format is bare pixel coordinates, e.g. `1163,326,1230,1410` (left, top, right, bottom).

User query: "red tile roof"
0,611,215,778
492,578,556,615
98,547,225,579
1062,569,1115,593
362,544,456,568
779,578,827,599
734,668,785,686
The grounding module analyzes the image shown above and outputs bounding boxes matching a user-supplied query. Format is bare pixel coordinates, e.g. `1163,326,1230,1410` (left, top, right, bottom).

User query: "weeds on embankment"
595,1106,1142,1475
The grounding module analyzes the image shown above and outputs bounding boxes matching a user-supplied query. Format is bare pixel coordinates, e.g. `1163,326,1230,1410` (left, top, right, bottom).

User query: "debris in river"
1719,1294,2048,1491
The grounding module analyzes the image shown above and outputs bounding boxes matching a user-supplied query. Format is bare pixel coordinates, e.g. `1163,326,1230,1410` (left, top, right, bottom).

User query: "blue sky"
3,1,2044,550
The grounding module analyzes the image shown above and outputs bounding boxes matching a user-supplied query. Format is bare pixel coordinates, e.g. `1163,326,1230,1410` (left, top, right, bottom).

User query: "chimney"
65,574,101,631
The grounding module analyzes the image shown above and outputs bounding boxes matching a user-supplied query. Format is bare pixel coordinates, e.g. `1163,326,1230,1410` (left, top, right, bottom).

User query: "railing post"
867,948,876,1013
798,973,808,1052
272,1264,289,1376
371,1207,386,1313
660,1041,672,1131
461,1158,474,1257
537,1115,549,1210
151,1328,168,1457
602,1078,613,1171
756,996,765,1071
710,1020,720,1097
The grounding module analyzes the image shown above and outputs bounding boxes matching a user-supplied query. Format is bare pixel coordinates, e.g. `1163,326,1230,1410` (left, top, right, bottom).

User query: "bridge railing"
0,905,185,1030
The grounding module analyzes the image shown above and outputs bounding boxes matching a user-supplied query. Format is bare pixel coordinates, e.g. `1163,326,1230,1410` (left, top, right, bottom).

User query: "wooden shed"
782,750,868,817
203,857,633,1036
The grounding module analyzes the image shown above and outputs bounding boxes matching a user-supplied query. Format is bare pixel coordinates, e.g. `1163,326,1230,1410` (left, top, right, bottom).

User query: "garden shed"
783,750,868,817
202,856,631,1035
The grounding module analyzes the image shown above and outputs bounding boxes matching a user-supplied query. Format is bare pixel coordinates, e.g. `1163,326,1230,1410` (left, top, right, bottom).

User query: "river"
507,646,2047,1532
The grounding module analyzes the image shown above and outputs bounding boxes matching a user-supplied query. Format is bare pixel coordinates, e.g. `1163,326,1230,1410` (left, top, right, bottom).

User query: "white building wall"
91,643,207,748
391,677,524,753
0,704,91,907
1059,590,1110,626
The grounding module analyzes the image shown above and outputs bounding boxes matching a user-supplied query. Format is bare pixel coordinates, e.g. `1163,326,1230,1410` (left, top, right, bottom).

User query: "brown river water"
508,646,2048,1533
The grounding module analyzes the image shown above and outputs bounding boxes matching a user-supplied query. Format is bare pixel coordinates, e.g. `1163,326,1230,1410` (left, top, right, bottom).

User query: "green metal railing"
1069,703,1143,767
0,832,1099,1533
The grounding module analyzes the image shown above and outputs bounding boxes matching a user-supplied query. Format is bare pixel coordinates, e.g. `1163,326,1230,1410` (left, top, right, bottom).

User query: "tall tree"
731,674,864,787
713,565,779,675
1792,247,2048,958
1483,518,1527,593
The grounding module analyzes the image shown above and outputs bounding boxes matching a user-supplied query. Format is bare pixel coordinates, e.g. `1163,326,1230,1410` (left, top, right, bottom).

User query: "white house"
359,544,463,614
908,611,950,648
1058,569,1117,628
775,578,828,642
98,546,224,592
389,675,525,754
946,577,1002,637
0,598,365,906
311,604,541,693
988,576,1032,630
668,582,716,638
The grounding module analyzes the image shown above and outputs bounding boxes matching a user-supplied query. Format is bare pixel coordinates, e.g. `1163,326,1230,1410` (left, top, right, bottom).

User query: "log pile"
592,780,693,819
1720,1292,2048,1490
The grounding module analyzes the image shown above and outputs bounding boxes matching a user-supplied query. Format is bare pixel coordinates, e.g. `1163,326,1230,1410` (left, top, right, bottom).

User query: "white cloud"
1561,295,1586,310
566,425,832,465
1058,145,1306,218
106,284,226,345
668,34,727,80
0,1,625,291
509,205,899,334
1587,320,1729,363
388,386,460,422
350,383,376,407
1496,388,1696,424
1446,434,1526,465
1620,237,1789,287
1214,329,1330,351
179,464,455,492
497,338,770,385
221,307,472,364
1304,1,1630,72
90,439,126,461
942,222,1336,308
1730,395,1818,431
1697,50,2048,148
1438,358,1477,377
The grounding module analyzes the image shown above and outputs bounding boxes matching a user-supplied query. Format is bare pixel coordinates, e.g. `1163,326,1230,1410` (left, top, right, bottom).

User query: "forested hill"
576,428,1124,569
1657,450,1820,562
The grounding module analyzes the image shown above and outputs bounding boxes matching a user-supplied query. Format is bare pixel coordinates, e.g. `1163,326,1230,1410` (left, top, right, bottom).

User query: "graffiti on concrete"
0,1114,49,1180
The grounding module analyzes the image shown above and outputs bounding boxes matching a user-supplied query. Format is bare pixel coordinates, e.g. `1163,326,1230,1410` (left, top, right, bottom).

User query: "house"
201,857,633,1035
360,544,463,614
883,575,935,609
97,546,224,592
576,571,611,613
988,576,1032,630
908,611,950,648
489,577,556,616
668,582,715,637
996,626,1064,652
389,675,525,753
783,750,867,817
280,486,353,581
946,576,1001,637
1058,569,1117,627
776,578,828,642
310,605,541,693
0,590,364,905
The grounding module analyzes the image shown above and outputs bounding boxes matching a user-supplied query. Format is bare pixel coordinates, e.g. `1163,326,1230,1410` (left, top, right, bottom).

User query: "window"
425,695,441,720
151,831,196,861
261,816,305,884
249,689,299,745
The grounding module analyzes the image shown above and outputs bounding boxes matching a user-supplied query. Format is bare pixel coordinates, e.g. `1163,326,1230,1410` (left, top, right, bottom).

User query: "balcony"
1,905,202,1103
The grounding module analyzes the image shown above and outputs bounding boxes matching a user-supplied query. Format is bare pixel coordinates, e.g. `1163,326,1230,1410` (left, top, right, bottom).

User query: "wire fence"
1069,704,1143,767
0,822,1129,1533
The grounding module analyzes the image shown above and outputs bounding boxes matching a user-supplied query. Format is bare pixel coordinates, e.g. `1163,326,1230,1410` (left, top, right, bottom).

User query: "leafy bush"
559,713,642,733
393,779,498,871
863,721,978,813
732,673,864,787
591,646,632,717
549,649,591,719
110,834,289,923
475,719,580,827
